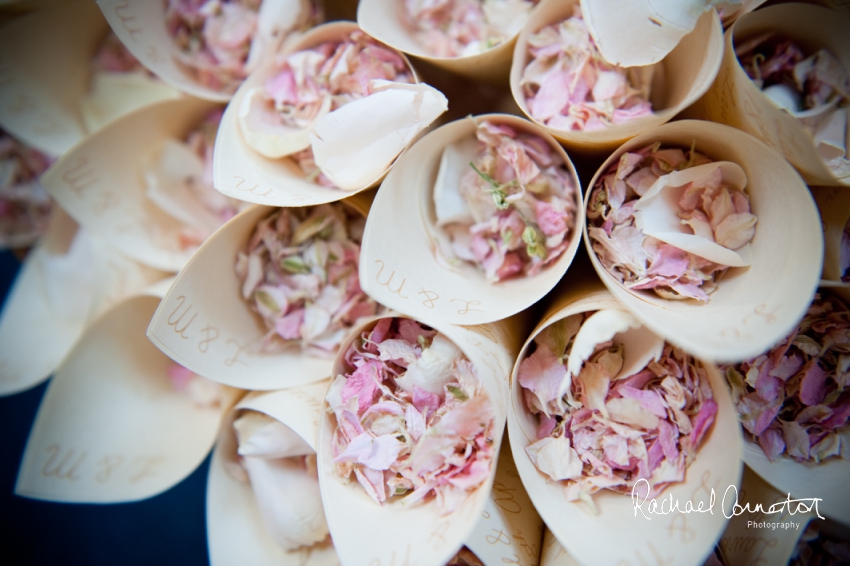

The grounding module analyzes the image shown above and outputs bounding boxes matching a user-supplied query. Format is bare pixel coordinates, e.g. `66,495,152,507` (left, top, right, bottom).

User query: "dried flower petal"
236,203,379,355
328,318,494,514
723,291,850,463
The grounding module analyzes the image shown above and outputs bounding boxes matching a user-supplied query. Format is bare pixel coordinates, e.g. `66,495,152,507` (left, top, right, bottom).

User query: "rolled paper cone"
317,313,522,566
507,281,743,566
357,0,519,85
810,186,850,282
539,529,582,566
583,119,823,363
213,21,434,207
360,113,583,326
0,0,180,157
717,465,819,566
40,97,222,273
688,4,850,187
95,0,285,102
510,0,723,155
462,441,544,566
207,385,339,566
146,197,369,391
0,208,167,397
15,281,234,503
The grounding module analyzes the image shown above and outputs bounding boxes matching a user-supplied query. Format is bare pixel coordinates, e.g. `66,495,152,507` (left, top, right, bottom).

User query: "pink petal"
799,359,828,406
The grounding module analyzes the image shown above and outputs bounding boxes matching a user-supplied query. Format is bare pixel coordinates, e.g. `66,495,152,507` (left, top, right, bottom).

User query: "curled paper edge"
310,81,449,191
633,161,753,267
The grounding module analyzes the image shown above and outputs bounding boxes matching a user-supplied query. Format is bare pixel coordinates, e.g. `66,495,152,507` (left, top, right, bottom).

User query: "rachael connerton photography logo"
630,479,825,529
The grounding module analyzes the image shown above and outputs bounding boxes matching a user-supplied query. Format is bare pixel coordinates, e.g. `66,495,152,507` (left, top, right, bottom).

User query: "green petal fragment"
446,385,468,401
292,214,329,245
281,256,311,274
522,226,547,259
255,289,280,314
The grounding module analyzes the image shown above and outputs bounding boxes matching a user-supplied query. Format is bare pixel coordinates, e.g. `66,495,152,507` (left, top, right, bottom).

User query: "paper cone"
357,0,522,84
539,529,582,566
507,281,743,566
96,0,292,102
811,185,850,282
688,3,850,187
15,283,232,503
0,0,180,157
360,114,583,326
510,0,723,155
583,119,823,363
462,441,544,566
207,385,339,566
717,465,819,566
318,313,522,566
147,197,369,391
213,21,434,207
0,208,167,397
40,97,222,273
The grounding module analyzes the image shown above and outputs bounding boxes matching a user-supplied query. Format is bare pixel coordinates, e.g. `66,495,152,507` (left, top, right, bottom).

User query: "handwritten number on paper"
198,325,219,353
418,288,439,309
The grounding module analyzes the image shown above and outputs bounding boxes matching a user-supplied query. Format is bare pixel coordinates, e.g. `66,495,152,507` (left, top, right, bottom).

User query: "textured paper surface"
539,529,582,566
463,442,544,566
0,0,179,156
689,3,850,187
41,97,221,272
357,0,519,84
207,385,339,566
508,281,743,566
147,198,367,391
510,0,723,154
0,0,101,156
0,210,167,397
215,21,427,207
318,313,522,566
811,186,850,283
717,466,817,566
97,0,233,101
15,286,227,503
583,120,823,363
360,114,583,326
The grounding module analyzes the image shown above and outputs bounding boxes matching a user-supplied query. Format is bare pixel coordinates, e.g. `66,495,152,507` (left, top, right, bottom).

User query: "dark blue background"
0,251,210,566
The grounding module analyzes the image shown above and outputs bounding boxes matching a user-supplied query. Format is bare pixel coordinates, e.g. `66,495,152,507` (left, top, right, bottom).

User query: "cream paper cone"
0,0,180,157
96,0,264,102
510,0,723,155
213,21,439,207
811,185,850,282
357,0,521,84
360,114,583,326
208,384,339,566
146,197,368,391
0,208,167,397
688,3,850,187
507,281,743,566
40,97,222,273
14,282,233,503
318,313,522,566
539,529,582,566
462,441,545,566
583,119,823,364
717,465,819,566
